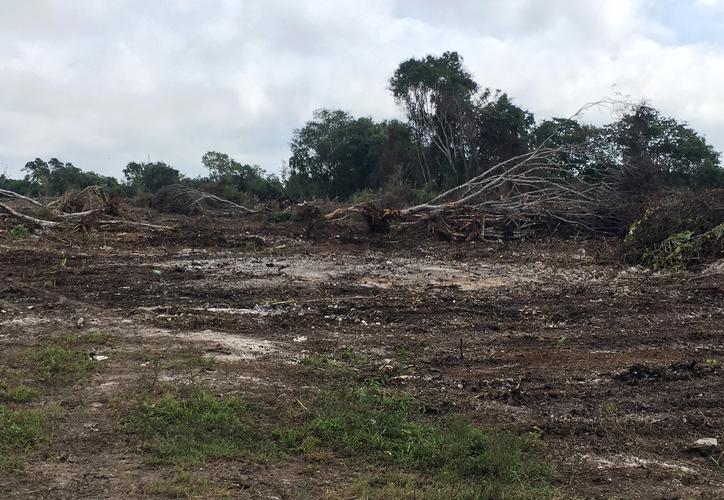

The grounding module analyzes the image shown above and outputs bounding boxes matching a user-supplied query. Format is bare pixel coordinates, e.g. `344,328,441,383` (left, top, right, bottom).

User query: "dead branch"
0,202,60,227
0,189,44,207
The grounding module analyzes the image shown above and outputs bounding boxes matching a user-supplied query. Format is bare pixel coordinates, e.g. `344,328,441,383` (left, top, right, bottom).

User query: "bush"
9,225,29,240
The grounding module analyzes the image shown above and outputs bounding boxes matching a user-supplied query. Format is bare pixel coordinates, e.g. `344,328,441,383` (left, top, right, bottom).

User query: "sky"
2,0,724,179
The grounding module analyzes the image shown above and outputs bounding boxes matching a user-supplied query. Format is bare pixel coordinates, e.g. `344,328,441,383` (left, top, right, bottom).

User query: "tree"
533,118,607,179
23,158,51,195
200,151,283,200
604,104,722,193
466,92,535,178
287,110,386,199
21,158,118,195
123,161,181,193
390,51,478,185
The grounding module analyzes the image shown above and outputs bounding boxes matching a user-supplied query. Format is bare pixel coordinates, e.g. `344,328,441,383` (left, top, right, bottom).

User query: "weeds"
59,330,109,346
142,469,229,498
9,224,29,240
27,345,96,384
0,406,56,471
120,384,552,497
0,386,37,403
119,387,269,465
295,385,551,496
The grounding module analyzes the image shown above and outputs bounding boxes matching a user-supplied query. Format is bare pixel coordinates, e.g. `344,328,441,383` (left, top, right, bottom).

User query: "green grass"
119,388,269,465
9,224,29,240
0,386,37,403
290,385,551,498
59,330,109,346
27,346,96,384
0,406,56,471
120,385,552,497
143,470,229,498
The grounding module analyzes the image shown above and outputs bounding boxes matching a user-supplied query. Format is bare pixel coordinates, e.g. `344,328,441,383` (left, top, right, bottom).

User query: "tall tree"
390,51,478,185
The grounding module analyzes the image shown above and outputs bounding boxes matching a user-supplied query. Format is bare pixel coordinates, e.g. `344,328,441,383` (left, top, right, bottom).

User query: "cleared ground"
1,216,723,498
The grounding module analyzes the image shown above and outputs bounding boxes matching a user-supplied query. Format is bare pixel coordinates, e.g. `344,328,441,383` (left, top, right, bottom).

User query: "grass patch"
59,330,109,346
27,345,96,384
120,384,551,497
143,469,229,498
0,386,37,403
0,406,55,471
119,387,269,465
289,385,552,498
9,224,29,240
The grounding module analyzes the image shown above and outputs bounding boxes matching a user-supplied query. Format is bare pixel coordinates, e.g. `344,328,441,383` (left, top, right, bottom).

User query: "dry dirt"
1,215,723,499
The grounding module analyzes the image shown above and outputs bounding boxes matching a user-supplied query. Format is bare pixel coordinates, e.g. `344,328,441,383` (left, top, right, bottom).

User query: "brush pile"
152,185,256,216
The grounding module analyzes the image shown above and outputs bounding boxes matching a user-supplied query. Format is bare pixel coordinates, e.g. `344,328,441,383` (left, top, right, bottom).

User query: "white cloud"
0,0,723,178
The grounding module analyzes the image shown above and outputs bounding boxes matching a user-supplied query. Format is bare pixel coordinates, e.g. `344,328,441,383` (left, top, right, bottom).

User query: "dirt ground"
1,215,723,499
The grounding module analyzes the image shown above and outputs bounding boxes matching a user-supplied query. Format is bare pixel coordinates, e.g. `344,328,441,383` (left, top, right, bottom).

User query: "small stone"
695,438,718,448
76,317,85,328
687,438,719,455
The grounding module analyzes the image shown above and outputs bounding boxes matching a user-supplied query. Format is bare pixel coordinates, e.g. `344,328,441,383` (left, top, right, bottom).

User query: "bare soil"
1,215,723,499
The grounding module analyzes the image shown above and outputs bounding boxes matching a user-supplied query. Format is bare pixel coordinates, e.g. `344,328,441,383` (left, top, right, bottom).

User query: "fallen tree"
153,185,256,215
325,144,619,240
0,186,173,233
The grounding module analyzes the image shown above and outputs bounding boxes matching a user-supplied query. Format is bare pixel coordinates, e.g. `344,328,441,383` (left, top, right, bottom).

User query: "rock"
76,317,85,328
379,358,399,373
687,438,719,455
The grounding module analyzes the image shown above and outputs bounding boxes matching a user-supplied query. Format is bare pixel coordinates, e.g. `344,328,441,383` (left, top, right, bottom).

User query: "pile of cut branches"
152,184,256,216
625,189,724,270
325,145,621,241
0,186,171,232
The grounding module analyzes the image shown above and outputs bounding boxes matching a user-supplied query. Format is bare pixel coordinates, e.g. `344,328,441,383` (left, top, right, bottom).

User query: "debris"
614,361,701,384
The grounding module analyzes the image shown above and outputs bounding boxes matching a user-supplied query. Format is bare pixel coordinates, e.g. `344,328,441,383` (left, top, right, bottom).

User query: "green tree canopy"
123,161,181,193
287,110,387,199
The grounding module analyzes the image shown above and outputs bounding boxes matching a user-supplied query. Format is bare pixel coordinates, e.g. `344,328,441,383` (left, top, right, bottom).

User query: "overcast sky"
2,0,724,179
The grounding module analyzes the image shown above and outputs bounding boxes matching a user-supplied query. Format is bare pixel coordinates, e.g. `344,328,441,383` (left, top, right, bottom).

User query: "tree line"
2,51,723,203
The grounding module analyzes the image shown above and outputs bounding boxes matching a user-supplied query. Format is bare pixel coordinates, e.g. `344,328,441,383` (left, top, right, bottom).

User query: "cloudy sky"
2,0,724,179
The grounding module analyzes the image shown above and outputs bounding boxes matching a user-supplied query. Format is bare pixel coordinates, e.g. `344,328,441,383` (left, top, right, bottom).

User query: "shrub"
9,224,29,240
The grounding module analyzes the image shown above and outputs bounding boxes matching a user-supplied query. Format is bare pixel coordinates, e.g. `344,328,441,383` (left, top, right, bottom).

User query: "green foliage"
9,224,29,240
0,406,54,471
266,209,298,224
607,104,722,193
287,110,388,199
0,175,33,196
123,161,181,193
58,330,109,346
21,157,119,196
467,92,535,177
641,223,724,271
625,191,724,268
27,346,96,384
198,151,284,201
